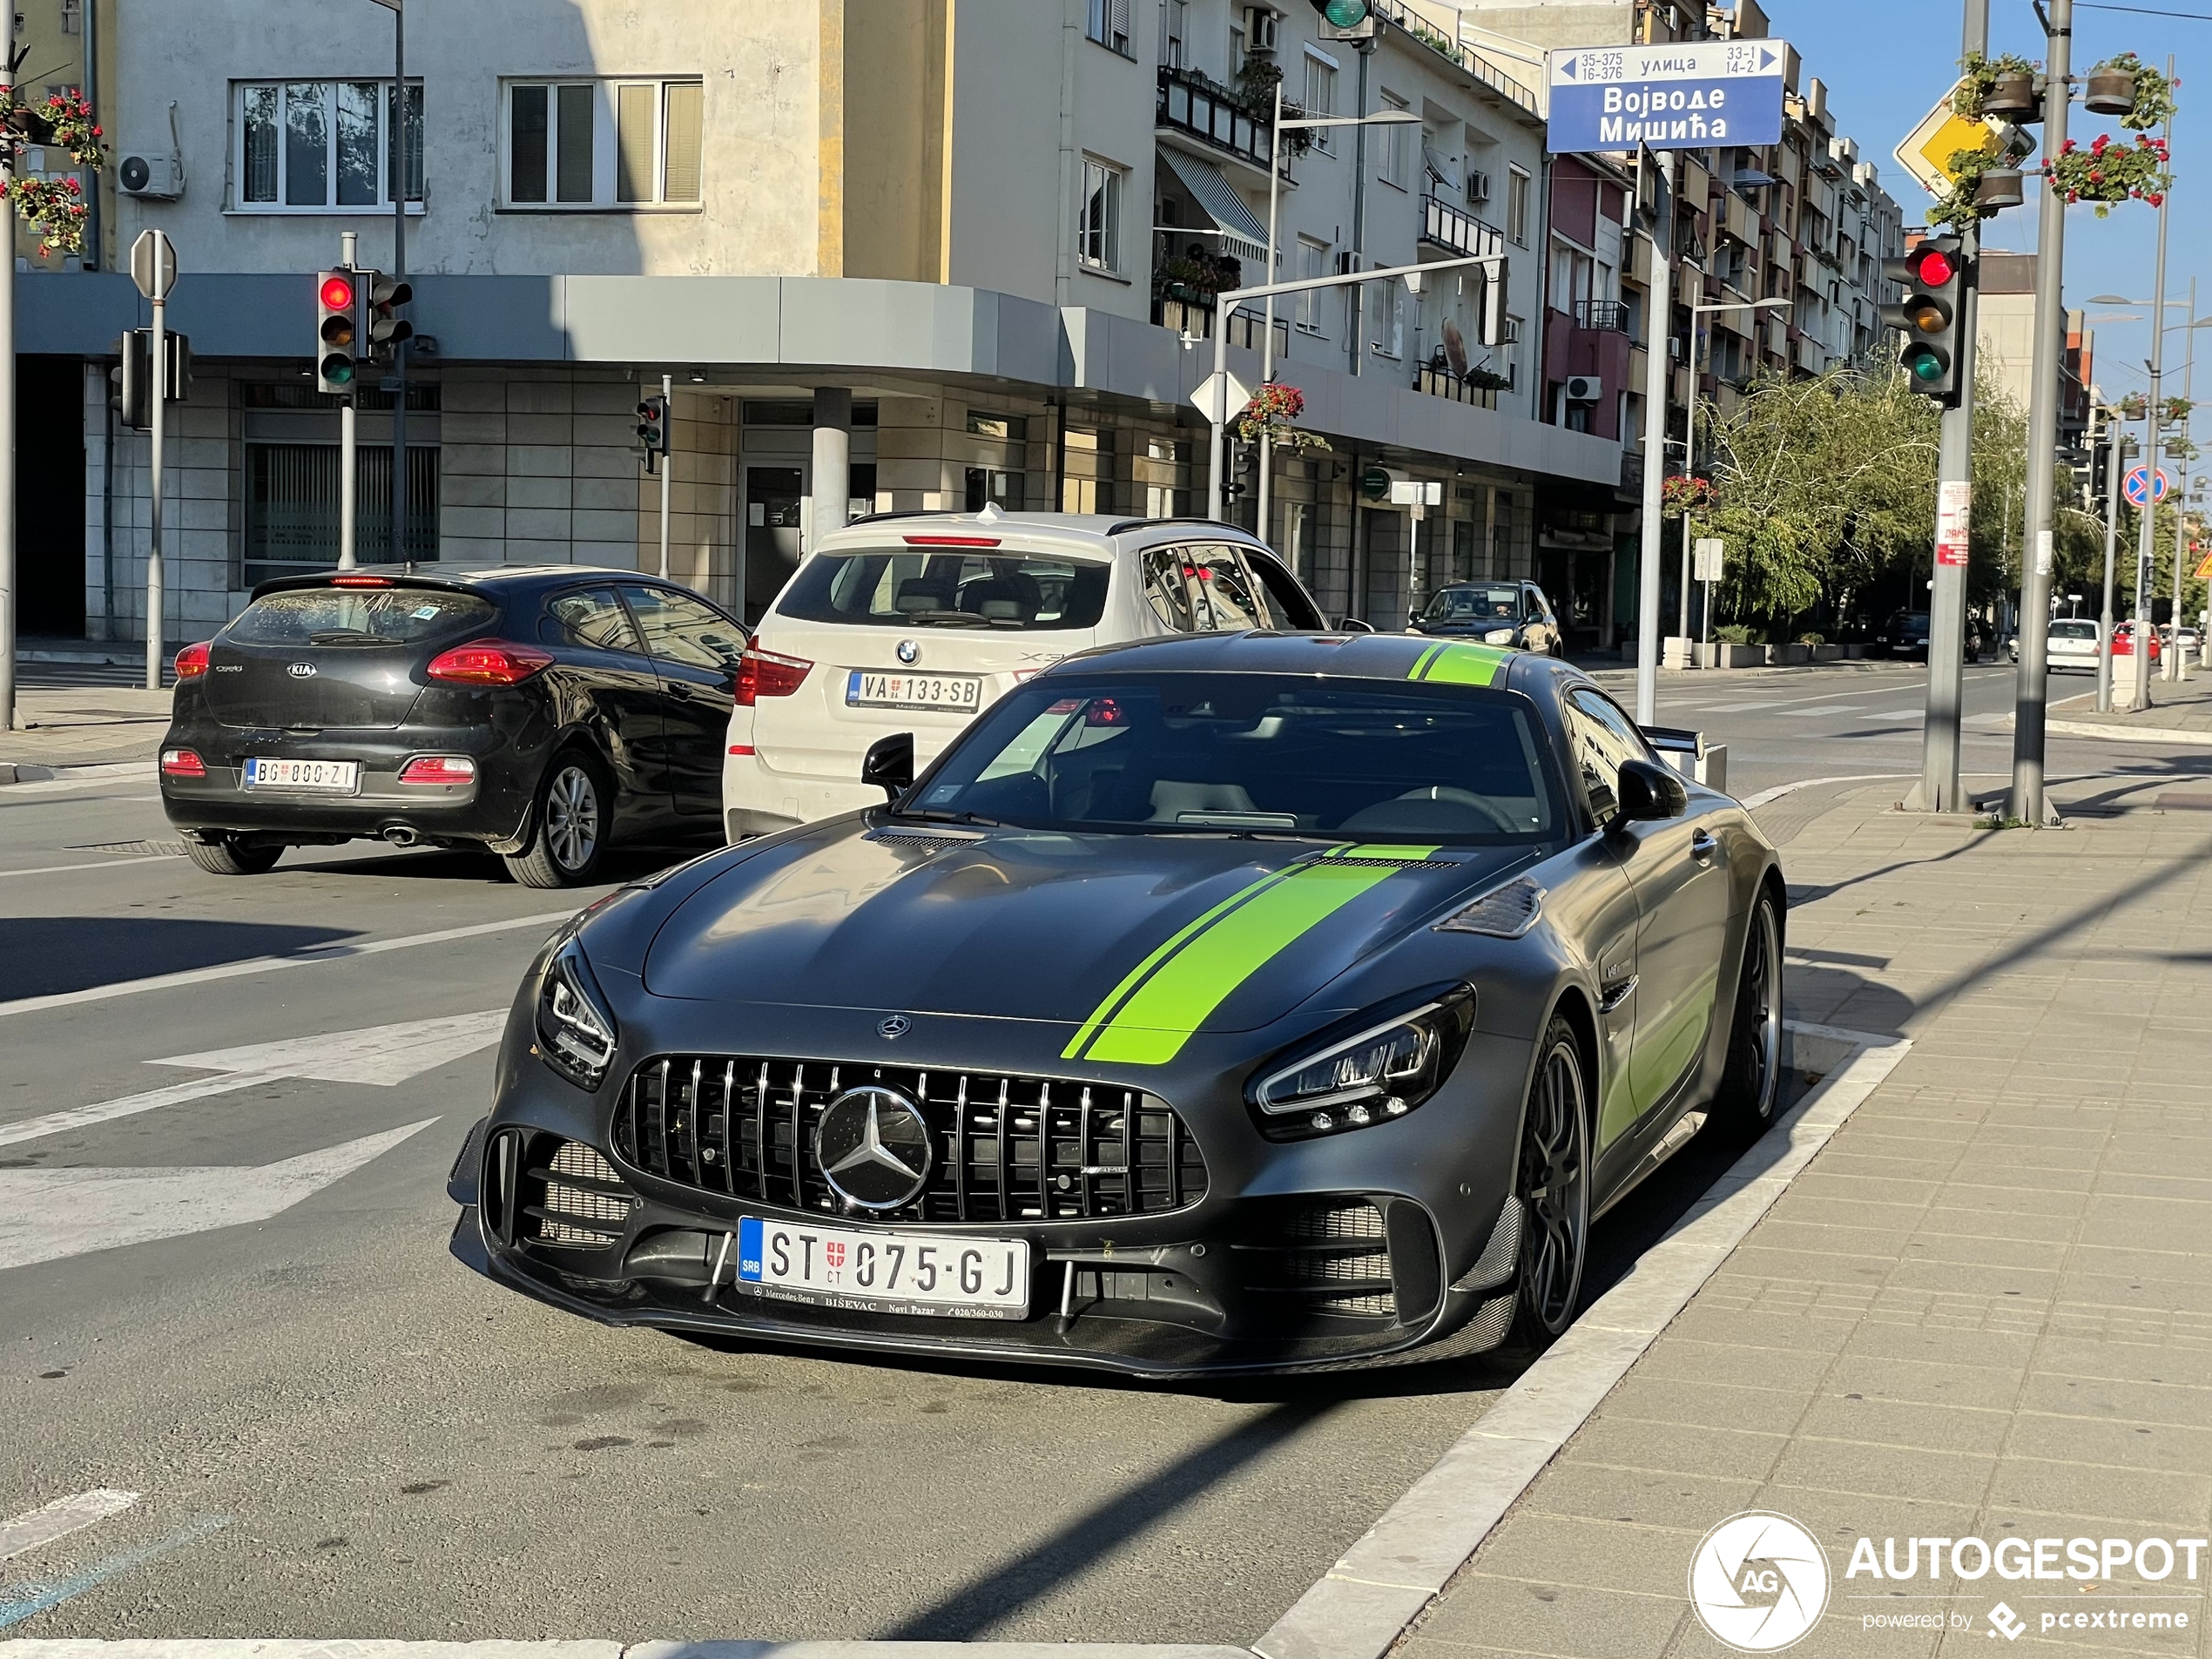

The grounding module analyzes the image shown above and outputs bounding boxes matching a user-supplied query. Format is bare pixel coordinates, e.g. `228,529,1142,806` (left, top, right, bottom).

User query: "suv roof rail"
1103,515,1258,537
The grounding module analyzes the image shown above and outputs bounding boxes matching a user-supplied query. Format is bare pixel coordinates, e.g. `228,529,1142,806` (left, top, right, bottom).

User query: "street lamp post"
1678,298,1790,653
2097,407,2128,711
2168,277,2196,682
1252,104,1420,556
1207,251,1498,523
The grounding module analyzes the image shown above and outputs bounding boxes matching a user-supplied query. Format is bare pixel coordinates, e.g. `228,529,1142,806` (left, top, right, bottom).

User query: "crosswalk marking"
0,1489,139,1563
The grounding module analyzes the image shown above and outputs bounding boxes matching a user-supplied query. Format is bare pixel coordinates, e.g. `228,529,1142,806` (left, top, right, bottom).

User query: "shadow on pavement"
0,916,356,998
277,843,712,886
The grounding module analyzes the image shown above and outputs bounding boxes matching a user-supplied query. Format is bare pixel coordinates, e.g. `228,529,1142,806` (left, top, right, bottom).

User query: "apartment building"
1977,252,2095,449
14,0,1621,649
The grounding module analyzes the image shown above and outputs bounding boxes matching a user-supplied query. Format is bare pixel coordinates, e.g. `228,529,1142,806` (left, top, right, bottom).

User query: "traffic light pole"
1634,149,1676,727
2098,408,2122,711
146,254,167,691
338,233,358,571
2007,0,2071,825
2128,144,2168,712
658,372,672,581
0,171,16,732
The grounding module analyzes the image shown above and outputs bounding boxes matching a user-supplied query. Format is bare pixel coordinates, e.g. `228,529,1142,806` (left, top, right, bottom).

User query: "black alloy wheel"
1713,890,1784,1142
185,835,283,876
1508,1015,1591,1350
504,750,610,889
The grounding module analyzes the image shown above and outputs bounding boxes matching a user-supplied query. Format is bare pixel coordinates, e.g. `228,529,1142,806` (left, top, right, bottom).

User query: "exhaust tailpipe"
383,826,420,847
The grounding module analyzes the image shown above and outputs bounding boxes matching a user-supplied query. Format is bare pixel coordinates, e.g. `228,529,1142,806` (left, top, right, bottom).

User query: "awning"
1158,150,1269,269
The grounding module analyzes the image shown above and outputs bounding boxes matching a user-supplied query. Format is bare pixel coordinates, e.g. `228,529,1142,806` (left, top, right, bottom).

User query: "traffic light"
636,394,669,472
316,268,358,394
113,328,192,431
1880,237,1965,403
363,272,414,361
1308,0,1378,37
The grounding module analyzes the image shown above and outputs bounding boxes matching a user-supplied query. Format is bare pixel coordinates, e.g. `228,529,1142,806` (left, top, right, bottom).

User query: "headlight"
1249,986,1475,1141
1484,628,1516,644
536,938,618,1090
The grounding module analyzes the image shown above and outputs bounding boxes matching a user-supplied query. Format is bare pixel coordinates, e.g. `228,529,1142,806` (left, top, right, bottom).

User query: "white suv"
723,508,1327,839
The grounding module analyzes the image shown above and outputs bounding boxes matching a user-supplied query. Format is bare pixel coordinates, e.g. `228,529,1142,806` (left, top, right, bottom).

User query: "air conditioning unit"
1564,375,1603,403
1668,336,1684,360
1466,169,1492,204
1245,6,1279,51
118,152,184,200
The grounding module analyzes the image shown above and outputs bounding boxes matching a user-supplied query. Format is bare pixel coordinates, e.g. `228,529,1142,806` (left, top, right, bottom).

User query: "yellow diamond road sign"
1895,83,2008,197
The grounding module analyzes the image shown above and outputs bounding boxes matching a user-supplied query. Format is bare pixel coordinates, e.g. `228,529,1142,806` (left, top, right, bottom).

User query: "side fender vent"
1436,876,1545,939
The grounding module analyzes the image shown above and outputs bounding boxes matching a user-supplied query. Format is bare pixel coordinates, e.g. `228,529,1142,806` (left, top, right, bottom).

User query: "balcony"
1575,300,1629,333
1153,294,1291,356
1366,0,1540,113
1416,366,1501,409
1157,67,1276,176
1420,194,1505,260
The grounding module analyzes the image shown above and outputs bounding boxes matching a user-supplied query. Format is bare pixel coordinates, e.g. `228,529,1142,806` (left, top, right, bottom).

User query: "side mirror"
1611,758,1689,826
1339,617,1378,634
861,732,914,802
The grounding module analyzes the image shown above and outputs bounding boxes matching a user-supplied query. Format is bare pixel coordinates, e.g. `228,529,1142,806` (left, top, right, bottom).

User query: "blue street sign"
2124,466,2170,507
1546,40,1789,153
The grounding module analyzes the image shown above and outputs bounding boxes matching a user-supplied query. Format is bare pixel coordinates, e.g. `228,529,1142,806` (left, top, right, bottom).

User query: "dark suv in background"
159,566,747,886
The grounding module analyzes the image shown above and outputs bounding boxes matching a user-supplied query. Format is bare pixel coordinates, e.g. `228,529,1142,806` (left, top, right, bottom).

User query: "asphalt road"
4,659,2207,1645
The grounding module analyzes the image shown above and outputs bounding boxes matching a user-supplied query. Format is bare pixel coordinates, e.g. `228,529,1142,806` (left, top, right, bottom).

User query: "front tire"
1711,890,1784,1143
1507,1015,1592,1352
503,750,610,889
185,836,281,876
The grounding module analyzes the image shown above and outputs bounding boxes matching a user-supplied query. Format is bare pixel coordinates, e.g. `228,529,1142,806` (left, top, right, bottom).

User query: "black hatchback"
159,566,748,887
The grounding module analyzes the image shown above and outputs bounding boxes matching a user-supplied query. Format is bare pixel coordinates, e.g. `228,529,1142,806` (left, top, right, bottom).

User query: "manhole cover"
64,840,191,856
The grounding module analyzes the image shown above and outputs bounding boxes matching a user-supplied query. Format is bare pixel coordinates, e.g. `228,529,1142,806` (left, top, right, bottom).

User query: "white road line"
0,911,577,1021
0,856,176,880
1741,773,1911,810
1777,705,1870,717
0,1072,287,1151
0,1489,139,1562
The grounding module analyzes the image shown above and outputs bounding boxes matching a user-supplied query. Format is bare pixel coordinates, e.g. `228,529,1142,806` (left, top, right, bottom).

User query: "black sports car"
159,566,747,886
451,632,1785,1375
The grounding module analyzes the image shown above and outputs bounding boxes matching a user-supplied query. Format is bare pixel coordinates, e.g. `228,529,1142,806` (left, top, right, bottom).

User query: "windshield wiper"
307,629,381,644
894,807,1003,827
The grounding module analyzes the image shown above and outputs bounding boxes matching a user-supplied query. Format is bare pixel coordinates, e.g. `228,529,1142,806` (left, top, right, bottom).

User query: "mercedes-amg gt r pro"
450,632,1786,1377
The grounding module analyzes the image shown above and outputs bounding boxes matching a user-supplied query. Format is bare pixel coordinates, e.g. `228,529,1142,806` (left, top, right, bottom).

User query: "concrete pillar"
810,387,853,551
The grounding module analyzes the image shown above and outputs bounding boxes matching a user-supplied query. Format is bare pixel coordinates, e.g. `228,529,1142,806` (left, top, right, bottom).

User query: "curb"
1251,1020,1911,1659
2043,716,2212,747
0,761,153,792
0,1647,1258,1659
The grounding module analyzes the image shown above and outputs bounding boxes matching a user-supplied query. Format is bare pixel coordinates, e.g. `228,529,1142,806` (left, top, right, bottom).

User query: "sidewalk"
0,685,170,780
2049,673,2212,745
1399,774,2212,1657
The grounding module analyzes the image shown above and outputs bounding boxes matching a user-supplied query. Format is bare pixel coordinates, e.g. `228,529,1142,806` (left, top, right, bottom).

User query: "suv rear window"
231,587,495,646
776,550,1110,631
2050,620,2098,639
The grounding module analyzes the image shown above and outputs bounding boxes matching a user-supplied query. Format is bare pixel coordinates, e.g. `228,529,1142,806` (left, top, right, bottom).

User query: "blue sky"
1763,0,2208,401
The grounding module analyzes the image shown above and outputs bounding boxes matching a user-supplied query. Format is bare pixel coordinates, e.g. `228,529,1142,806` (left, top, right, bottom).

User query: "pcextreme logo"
1689,1511,1832,1652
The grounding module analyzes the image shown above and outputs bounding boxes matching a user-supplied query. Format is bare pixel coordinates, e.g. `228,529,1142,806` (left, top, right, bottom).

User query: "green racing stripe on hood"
1409,641,1511,686
1065,855,1421,1066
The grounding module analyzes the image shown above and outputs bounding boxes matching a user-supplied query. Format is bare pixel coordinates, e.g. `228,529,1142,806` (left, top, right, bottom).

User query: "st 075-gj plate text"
734,1216,1029,1319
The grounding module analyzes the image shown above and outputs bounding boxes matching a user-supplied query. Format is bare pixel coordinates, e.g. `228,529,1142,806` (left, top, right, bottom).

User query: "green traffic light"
1905,349,1944,382
320,355,355,386
1318,0,1370,24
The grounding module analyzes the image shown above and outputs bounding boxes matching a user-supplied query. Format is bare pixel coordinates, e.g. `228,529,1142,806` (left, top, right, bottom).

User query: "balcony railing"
1156,67,1275,172
1153,295,1291,357
1366,0,1540,113
1420,194,1506,260
1576,300,1629,333
1416,366,1501,410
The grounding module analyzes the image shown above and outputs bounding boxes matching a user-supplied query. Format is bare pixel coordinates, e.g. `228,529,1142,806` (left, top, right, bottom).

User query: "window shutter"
663,82,703,203
1109,0,1130,47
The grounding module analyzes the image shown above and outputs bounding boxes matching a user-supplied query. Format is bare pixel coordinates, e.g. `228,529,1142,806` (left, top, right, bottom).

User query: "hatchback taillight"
174,642,210,680
426,640,555,686
398,755,479,786
160,748,206,779
736,645,813,705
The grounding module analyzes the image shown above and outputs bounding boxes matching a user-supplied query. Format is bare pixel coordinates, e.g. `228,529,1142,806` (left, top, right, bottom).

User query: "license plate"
734,1215,1028,1319
846,670,982,712
243,757,361,793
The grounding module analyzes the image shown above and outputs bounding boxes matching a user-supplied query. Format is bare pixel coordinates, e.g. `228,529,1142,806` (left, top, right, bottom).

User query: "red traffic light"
320,274,356,311
1912,247,1956,287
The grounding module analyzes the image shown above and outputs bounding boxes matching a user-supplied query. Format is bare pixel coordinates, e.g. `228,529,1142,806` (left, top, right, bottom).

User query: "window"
547,588,645,654
1143,549,1202,631
235,80,421,211
775,551,1111,631
1373,281,1405,359
1078,157,1124,273
1302,51,1338,151
503,78,703,208
1297,236,1331,334
1164,0,1188,68
1086,0,1132,55
620,584,747,671
241,442,437,583
1379,92,1412,190
1506,165,1531,246
1563,688,1653,823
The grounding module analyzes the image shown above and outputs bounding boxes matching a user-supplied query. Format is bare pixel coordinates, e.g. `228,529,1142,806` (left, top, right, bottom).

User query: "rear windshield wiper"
307,629,383,644
900,610,995,629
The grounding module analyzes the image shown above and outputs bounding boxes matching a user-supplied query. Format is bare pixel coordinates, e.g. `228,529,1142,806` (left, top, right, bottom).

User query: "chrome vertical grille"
611,1056,1209,1224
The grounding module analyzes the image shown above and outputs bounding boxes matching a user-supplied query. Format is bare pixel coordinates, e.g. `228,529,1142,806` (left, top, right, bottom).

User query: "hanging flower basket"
1234,381,1330,451
2084,53,2178,131
2162,396,2194,424
1661,474,1714,519
2044,132,2171,217
0,86,105,256
1953,52,2042,120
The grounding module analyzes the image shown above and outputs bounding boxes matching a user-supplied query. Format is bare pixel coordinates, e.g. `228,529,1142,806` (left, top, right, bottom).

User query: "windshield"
2050,620,2098,639
907,673,1565,843
776,548,1110,631
229,587,496,646
1423,584,1521,624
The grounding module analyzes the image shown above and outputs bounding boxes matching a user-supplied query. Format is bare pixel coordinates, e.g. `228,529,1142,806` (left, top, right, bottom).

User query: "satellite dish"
1442,318,1469,380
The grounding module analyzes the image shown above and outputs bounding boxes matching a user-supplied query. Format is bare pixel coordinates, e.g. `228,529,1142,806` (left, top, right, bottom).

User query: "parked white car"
2047,617,2100,671
722,508,1329,839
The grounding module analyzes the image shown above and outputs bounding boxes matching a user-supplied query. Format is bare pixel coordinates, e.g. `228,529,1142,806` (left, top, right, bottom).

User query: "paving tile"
1568,1416,1789,1483
1796,1393,2013,1457
1521,1460,1763,1529
1407,1572,1688,1659
1769,1433,1996,1507
1597,1373,1818,1438
1986,1457,2212,1529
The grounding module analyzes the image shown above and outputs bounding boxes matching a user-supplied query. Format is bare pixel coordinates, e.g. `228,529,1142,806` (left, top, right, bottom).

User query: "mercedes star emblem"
878,1014,912,1039
814,1085,933,1211
896,638,921,665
